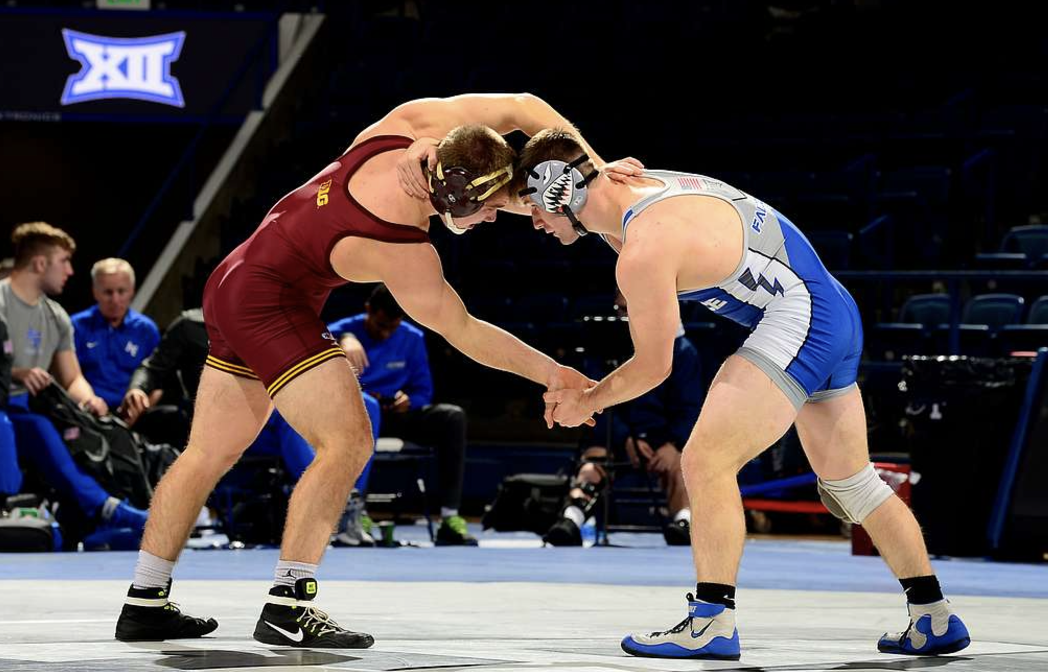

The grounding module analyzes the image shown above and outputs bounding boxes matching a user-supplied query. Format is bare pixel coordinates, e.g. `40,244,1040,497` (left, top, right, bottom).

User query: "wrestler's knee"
680,444,707,485
680,434,735,486
312,422,372,471
179,441,244,476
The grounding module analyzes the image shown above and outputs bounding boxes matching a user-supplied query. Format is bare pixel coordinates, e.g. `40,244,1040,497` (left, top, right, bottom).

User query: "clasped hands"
543,365,601,429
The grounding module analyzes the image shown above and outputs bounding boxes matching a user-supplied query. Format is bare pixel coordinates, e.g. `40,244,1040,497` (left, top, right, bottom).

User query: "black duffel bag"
29,385,161,509
481,473,568,534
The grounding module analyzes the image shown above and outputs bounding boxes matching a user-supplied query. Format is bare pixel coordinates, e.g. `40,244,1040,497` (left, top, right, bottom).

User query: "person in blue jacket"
329,284,475,546
71,258,160,411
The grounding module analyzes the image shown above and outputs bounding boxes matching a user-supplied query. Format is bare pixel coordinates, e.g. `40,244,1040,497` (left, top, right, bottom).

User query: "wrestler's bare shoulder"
621,196,743,291
347,110,416,150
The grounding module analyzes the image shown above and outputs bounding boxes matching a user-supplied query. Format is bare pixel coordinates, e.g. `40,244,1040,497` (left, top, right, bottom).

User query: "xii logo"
61,29,186,107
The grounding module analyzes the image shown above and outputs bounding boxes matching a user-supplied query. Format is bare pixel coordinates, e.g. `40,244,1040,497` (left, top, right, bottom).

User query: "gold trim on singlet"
266,346,346,397
205,355,260,380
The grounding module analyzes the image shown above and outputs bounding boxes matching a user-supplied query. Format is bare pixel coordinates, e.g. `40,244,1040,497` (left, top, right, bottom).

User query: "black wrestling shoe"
253,578,374,649
663,518,691,546
115,582,218,641
544,516,583,547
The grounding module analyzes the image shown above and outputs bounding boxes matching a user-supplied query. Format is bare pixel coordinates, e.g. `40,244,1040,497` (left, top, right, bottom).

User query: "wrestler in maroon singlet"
203,136,428,397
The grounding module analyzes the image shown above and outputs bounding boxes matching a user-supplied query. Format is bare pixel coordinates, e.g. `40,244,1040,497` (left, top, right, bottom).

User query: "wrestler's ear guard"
425,161,514,235
518,154,597,236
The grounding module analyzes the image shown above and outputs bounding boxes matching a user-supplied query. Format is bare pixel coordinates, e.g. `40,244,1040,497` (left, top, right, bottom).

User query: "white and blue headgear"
518,154,598,236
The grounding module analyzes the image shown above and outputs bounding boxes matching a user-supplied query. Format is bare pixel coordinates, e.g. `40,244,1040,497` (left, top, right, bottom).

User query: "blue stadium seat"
961,293,1026,327
901,293,953,325
935,293,1025,356
1000,295,1048,353
1004,225,1048,257
976,224,1048,269
1027,296,1048,324
872,293,951,359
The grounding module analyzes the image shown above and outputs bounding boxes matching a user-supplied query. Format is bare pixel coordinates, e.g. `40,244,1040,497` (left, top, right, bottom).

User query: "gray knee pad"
817,463,894,525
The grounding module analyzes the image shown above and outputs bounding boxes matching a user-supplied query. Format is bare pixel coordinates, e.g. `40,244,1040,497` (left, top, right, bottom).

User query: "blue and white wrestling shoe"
878,599,970,655
621,595,740,660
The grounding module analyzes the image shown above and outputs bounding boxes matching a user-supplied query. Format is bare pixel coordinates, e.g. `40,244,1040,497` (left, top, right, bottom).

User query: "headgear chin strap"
519,154,598,236
426,161,514,235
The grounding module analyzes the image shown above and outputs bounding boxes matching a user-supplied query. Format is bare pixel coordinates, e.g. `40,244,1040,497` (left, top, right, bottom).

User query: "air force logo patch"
61,29,186,107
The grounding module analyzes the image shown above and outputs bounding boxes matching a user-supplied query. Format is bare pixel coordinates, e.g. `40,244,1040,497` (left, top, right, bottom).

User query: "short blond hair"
11,222,76,268
91,257,136,287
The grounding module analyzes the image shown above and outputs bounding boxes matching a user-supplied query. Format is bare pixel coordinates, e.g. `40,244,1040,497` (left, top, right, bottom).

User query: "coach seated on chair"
545,289,704,547
120,308,383,546
1,222,148,534
329,283,475,546
71,258,160,413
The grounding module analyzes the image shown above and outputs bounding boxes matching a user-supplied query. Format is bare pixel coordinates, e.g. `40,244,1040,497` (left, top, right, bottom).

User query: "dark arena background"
1,1,1047,670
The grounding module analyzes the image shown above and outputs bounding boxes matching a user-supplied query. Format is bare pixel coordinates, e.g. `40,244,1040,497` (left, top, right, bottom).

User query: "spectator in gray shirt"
1,222,147,533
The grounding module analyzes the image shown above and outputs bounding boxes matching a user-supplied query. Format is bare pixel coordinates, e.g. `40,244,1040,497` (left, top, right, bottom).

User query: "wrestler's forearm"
397,93,604,165
446,316,557,386
516,94,606,165
584,358,670,414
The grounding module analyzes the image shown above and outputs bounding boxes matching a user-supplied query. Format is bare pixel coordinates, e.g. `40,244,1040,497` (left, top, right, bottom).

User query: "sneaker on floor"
253,578,374,649
663,518,690,546
115,581,218,641
621,594,741,660
878,599,970,655
332,492,374,547
543,516,582,547
101,497,148,533
435,515,478,546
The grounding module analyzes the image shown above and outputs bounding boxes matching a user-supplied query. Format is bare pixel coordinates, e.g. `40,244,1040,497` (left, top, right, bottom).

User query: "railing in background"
837,270,1048,355
116,12,280,267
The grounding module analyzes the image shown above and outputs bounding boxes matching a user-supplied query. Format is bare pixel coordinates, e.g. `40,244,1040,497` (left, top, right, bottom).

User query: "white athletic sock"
132,550,176,590
563,505,585,527
440,507,459,519
674,508,692,524
274,560,318,588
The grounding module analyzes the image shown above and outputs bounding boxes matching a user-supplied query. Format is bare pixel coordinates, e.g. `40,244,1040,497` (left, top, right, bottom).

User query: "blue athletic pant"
6,394,110,517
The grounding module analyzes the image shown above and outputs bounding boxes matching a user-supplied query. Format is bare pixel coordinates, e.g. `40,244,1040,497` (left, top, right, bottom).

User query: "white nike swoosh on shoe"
691,620,714,639
265,620,304,642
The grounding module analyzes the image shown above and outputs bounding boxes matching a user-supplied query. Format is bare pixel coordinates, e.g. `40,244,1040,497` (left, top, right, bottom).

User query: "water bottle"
581,517,597,547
